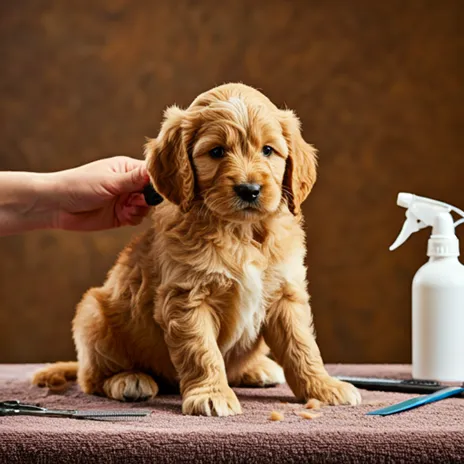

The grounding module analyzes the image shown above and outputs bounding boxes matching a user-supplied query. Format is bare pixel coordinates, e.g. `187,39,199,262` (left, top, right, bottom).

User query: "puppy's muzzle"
234,183,261,203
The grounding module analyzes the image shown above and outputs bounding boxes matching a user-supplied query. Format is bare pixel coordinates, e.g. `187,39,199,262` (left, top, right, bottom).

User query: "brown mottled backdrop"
0,1,463,363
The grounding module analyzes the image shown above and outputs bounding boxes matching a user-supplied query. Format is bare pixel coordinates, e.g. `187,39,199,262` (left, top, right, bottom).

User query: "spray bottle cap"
390,193,461,257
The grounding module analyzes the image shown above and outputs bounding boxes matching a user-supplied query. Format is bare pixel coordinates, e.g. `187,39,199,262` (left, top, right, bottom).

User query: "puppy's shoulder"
259,211,308,285
263,211,306,255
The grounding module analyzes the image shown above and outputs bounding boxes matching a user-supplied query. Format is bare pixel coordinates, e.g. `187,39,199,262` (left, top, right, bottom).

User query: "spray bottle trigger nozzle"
390,210,427,251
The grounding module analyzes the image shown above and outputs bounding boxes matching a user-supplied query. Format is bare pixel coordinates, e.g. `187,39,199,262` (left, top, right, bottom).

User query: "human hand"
49,157,151,231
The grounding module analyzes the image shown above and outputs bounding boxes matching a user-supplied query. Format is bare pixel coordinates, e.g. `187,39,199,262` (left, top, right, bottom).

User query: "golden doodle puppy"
33,83,361,416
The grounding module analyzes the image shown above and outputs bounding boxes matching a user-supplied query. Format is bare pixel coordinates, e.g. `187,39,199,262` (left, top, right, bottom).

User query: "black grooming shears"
0,400,150,421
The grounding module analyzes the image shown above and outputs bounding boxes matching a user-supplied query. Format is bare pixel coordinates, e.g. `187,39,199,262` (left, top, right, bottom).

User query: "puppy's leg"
228,341,285,388
163,302,241,417
263,284,361,405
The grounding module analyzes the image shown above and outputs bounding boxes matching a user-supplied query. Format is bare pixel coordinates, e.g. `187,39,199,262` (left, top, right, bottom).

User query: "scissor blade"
73,409,151,419
22,408,144,419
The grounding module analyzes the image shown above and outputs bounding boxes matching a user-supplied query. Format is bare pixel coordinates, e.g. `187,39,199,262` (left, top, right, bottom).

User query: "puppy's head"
145,83,317,221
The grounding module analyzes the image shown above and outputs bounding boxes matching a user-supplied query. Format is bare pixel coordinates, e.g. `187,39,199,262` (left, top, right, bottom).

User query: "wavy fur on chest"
151,202,306,357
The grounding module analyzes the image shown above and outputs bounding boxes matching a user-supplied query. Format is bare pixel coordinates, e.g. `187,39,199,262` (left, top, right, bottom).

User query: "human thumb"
116,165,150,193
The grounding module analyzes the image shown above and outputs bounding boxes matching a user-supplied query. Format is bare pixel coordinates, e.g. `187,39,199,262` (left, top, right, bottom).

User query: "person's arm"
0,157,151,236
0,171,58,235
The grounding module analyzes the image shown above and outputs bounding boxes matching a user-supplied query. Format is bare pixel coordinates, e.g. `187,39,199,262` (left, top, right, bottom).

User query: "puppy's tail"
32,361,78,392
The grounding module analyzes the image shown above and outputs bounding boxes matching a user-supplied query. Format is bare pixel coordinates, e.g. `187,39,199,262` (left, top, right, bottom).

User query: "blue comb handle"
367,386,464,416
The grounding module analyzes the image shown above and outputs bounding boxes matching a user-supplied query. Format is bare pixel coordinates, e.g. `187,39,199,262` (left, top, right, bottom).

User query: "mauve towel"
0,364,463,463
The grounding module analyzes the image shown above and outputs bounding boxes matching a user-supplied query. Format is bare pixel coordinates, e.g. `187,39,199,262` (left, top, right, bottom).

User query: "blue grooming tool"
367,386,464,416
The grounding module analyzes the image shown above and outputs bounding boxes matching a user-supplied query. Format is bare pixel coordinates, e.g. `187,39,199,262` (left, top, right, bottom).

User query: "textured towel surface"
1,364,463,463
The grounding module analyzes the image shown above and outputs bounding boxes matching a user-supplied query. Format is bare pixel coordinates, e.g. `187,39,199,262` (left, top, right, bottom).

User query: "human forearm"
0,171,58,235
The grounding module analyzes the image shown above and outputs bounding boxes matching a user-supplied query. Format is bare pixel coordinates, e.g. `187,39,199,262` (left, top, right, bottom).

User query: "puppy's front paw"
308,375,361,406
183,385,242,417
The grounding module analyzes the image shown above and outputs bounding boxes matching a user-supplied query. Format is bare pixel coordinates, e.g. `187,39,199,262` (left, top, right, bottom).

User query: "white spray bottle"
390,193,464,382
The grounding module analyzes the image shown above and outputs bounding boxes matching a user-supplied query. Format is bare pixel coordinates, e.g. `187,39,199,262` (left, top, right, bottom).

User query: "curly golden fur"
33,83,361,416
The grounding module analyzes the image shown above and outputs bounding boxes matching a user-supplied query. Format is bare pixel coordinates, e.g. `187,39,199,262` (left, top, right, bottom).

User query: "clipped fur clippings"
305,398,322,410
269,411,285,421
296,411,322,420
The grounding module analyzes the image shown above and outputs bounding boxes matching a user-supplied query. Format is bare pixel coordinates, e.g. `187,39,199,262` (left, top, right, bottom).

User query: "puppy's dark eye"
262,145,274,157
209,146,225,159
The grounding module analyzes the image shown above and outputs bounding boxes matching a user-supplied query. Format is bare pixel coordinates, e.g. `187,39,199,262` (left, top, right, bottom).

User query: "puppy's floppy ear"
145,105,194,213
279,110,318,216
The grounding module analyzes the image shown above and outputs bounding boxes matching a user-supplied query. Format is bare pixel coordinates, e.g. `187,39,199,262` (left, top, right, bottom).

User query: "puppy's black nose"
234,183,261,202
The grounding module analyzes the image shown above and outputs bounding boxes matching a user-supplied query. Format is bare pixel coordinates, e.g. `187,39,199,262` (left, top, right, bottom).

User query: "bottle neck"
427,212,459,258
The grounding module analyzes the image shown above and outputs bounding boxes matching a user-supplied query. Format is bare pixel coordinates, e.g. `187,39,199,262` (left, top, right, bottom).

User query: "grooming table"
1,364,463,463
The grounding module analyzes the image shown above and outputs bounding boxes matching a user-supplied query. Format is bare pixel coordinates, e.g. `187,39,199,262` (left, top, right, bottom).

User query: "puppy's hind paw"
32,362,78,392
183,385,242,417
103,372,159,402
238,356,285,387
